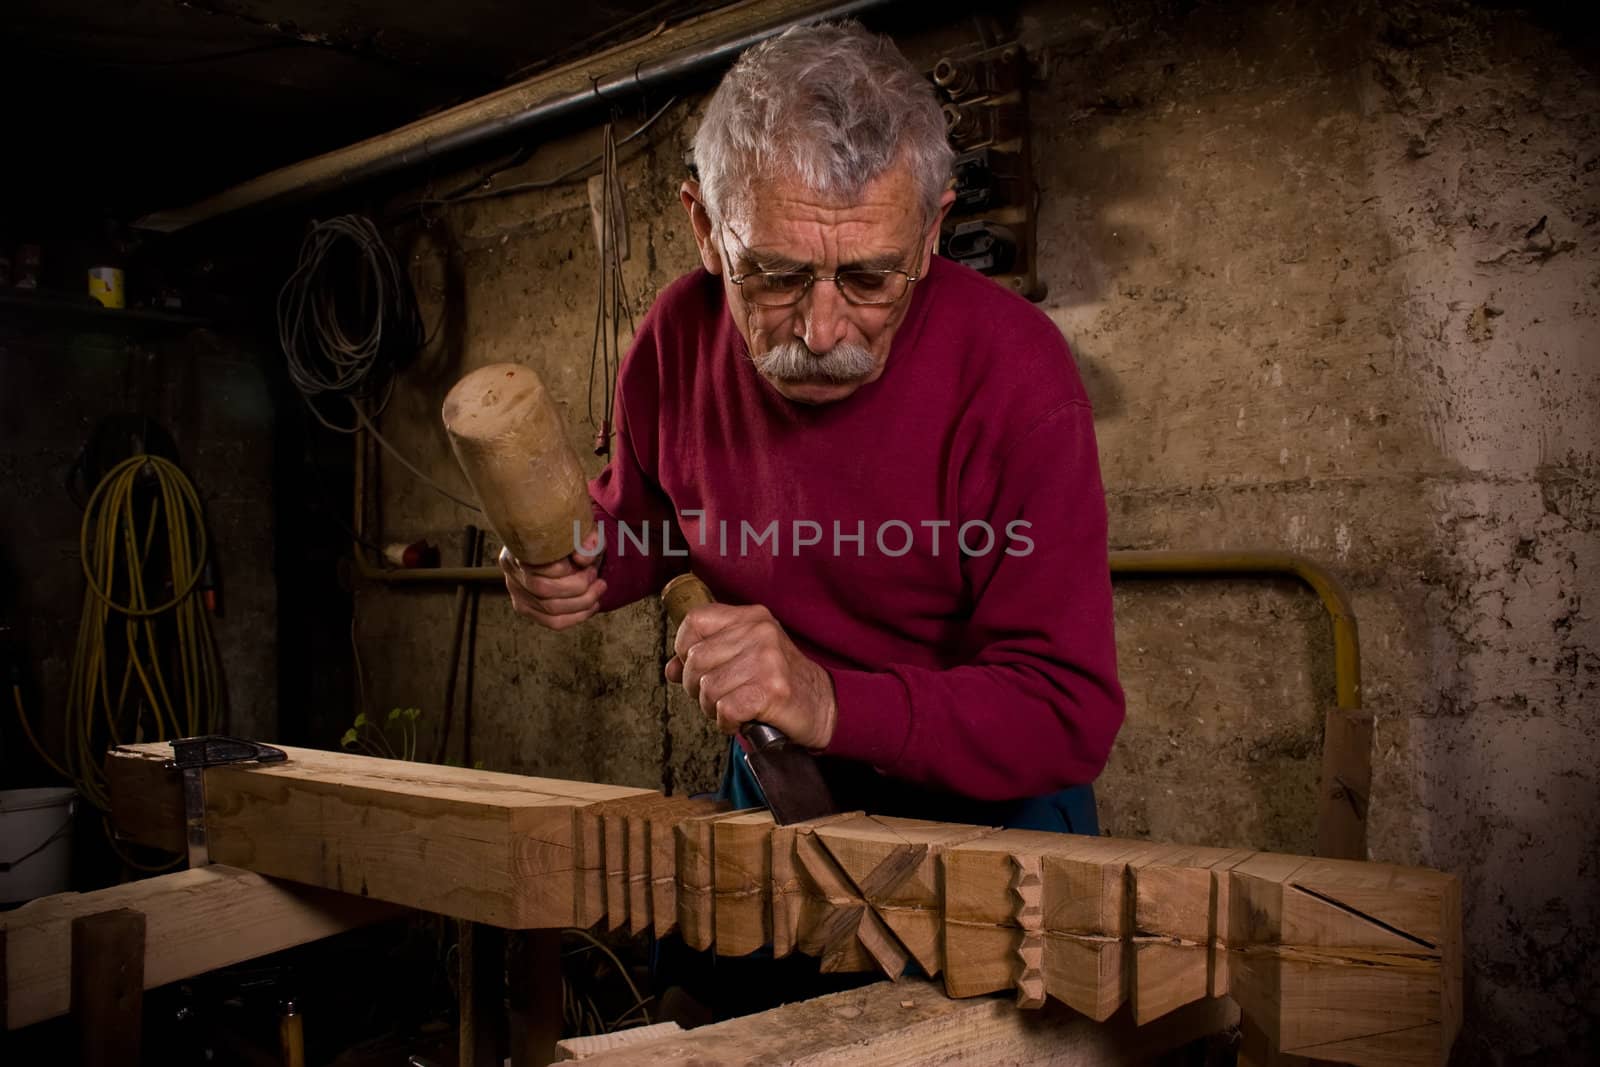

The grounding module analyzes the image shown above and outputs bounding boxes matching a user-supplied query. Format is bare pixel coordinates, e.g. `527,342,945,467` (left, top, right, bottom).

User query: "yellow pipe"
346,424,1359,713
356,558,503,584
1108,550,1361,710
353,548,1366,718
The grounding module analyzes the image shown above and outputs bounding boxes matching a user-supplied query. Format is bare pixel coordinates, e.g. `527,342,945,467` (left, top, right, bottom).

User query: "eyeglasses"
718,224,924,309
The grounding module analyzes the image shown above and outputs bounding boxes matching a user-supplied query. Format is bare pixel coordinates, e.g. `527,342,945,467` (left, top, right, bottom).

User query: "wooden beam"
103,745,1461,1065
2,864,400,1030
107,746,188,853
106,743,651,927
942,831,1460,1066
1228,854,1461,1064
565,978,1240,1066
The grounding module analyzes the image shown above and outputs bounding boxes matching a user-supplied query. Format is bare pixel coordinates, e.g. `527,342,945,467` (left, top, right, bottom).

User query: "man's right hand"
500,530,606,631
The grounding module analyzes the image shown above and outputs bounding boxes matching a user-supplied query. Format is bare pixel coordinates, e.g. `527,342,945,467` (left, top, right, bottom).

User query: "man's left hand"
666,603,837,750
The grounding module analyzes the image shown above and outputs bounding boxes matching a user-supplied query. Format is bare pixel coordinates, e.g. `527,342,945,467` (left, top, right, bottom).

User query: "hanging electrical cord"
277,214,481,512
15,455,223,816
588,118,636,457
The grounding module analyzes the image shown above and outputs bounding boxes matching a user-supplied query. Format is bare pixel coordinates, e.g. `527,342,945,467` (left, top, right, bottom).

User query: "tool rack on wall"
929,43,1044,302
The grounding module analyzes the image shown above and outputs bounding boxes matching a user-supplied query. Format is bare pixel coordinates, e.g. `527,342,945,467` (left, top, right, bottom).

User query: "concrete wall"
363,2,1596,1060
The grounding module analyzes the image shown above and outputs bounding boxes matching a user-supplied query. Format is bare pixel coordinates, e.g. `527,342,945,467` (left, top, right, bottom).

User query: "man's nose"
797,278,850,353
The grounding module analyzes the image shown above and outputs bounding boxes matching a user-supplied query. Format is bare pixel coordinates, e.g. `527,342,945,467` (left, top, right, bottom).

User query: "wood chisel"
661,573,836,825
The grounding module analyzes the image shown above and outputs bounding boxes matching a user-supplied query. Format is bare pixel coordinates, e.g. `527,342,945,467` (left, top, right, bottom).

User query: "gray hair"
693,20,954,223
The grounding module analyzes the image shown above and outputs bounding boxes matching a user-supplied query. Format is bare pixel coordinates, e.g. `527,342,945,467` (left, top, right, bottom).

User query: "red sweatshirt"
590,257,1124,803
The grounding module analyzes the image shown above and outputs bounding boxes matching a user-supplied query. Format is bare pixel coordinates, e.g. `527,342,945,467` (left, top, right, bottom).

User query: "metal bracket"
164,735,287,867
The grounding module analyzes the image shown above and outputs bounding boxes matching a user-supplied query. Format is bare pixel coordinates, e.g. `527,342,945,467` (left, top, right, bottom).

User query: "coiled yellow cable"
17,455,223,812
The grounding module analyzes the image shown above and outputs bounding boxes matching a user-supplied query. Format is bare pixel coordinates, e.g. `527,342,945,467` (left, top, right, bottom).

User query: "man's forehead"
725,188,924,268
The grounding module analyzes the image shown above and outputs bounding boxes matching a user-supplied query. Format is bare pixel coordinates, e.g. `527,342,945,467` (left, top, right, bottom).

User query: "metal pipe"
134,0,899,232
355,560,501,584
352,548,1363,711
1108,550,1361,710
1109,548,1369,860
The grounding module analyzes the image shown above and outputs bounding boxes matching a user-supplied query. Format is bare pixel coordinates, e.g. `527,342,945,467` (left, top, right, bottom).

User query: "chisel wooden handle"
661,572,715,628
661,574,784,750
660,573,836,823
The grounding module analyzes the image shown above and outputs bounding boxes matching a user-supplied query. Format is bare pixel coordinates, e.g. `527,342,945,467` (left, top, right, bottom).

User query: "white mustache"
752,340,877,383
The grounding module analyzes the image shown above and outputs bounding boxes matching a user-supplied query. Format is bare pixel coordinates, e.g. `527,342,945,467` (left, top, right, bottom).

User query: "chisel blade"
744,734,836,825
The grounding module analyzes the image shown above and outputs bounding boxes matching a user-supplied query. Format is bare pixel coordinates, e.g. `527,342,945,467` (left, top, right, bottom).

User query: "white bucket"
0,787,77,904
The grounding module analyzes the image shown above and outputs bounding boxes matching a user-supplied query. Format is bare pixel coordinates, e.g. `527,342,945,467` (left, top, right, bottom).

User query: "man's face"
684,166,954,405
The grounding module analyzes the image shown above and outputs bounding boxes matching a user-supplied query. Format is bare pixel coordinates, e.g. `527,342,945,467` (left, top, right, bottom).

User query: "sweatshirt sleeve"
822,400,1125,802
588,315,687,611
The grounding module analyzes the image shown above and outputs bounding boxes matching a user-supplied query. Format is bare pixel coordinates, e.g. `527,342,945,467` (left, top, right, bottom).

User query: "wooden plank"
713,811,776,957
556,1022,684,1061
72,909,145,1067
105,743,652,928
568,978,1240,1066
2,864,400,1030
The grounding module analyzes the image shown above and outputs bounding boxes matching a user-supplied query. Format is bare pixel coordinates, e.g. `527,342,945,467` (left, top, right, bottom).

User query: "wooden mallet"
441,362,595,565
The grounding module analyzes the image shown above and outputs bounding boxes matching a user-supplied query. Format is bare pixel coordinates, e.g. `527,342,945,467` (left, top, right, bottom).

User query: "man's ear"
919,187,958,273
680,181,722,276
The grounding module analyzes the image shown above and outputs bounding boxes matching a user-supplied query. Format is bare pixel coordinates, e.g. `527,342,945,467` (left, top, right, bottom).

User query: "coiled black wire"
276,214,479,511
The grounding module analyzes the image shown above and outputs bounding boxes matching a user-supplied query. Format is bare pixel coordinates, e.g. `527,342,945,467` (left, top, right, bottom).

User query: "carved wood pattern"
103,745,1462,1066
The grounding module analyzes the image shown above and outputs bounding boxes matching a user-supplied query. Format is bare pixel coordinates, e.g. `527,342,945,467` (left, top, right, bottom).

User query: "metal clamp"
164,735,287,867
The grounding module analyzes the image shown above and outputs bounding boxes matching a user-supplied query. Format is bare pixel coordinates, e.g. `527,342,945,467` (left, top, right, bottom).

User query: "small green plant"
342,706,421,762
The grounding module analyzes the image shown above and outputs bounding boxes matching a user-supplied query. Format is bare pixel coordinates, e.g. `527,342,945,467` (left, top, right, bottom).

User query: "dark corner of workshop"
1,1,1595,1066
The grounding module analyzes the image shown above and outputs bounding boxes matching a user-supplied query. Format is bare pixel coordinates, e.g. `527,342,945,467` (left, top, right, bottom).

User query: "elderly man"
503,20,1122,833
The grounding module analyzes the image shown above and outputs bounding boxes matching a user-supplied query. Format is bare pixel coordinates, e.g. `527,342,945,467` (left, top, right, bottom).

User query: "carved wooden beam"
105,744,1460,1065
